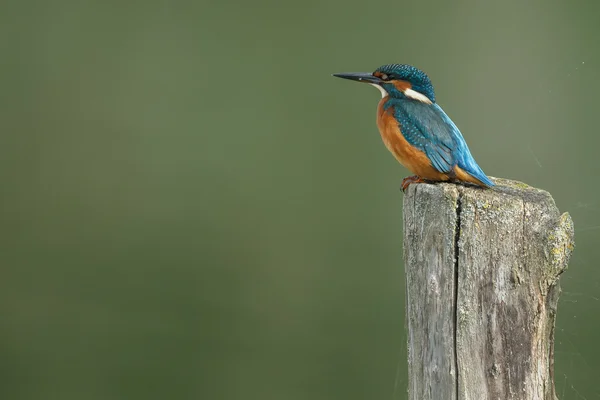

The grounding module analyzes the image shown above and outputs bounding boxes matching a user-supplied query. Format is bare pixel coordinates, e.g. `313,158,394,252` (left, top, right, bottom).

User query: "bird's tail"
457,156,495,187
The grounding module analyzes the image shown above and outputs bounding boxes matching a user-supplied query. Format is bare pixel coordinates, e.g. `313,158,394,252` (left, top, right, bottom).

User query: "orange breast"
376,97,450,181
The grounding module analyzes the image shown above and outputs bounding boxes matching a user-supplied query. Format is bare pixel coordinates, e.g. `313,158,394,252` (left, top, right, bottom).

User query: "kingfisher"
333,64,494,191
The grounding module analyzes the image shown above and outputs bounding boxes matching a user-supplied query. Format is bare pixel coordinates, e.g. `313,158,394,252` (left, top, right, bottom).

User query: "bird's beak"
332,72,383,85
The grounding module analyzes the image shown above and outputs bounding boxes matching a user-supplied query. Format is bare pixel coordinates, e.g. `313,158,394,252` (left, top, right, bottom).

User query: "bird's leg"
401,175,427,192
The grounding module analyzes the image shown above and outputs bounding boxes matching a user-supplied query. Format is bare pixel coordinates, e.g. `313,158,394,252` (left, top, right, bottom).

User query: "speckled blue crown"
375,64,436,103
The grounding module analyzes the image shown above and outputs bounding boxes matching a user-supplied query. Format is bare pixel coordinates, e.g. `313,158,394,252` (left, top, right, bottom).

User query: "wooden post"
402,178,574,400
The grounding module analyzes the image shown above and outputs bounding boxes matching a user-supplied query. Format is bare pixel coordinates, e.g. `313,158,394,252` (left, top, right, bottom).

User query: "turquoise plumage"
333,63,494,189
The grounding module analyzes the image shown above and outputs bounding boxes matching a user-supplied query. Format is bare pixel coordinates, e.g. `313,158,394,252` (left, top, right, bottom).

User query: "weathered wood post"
403,178,574,400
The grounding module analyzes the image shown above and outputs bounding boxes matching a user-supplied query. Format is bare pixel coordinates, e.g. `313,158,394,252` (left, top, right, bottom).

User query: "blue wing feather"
387,99,494,186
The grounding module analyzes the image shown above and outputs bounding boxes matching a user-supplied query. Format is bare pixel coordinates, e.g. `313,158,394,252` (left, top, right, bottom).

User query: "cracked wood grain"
402,178,574,400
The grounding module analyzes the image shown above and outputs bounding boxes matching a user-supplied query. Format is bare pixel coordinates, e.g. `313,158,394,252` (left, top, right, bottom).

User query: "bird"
333,64,494,191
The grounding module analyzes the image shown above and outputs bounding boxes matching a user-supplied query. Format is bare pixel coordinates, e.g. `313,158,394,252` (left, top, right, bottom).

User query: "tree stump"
402,178,574,400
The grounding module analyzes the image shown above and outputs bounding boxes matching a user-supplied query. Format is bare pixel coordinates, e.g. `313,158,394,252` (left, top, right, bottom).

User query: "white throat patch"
370,83,388,98
404,88,432,104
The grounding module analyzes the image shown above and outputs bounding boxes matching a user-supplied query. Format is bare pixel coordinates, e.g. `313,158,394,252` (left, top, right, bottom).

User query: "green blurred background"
1,0,599,399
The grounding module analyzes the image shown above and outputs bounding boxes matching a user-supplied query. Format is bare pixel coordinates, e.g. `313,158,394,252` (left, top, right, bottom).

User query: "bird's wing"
391,99,461,174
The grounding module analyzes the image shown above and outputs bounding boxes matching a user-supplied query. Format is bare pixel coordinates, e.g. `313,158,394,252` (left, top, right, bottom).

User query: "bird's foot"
401,175,427,192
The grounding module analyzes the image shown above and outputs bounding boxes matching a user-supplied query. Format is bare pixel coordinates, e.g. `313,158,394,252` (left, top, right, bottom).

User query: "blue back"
384,97,494,186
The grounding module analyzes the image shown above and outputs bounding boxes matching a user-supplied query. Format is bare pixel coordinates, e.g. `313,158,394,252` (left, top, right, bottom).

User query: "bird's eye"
380,73,389,81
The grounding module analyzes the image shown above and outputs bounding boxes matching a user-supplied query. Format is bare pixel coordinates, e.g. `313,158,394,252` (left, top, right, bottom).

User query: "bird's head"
333,64,436,104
